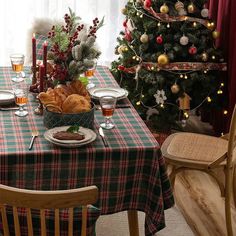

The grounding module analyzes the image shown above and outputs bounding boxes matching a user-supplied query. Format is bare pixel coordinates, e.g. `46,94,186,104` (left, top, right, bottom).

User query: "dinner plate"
89,87,128,100
0,90,15,105
44,126,97,147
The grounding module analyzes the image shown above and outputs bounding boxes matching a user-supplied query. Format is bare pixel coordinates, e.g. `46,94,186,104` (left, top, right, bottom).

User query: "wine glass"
85,59,97,90
99,95,117,129
10,54,25,82
12,82,29,117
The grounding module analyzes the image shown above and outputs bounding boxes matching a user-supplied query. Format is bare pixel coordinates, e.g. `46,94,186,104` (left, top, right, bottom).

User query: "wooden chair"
0,185,99,236
161,105,236,236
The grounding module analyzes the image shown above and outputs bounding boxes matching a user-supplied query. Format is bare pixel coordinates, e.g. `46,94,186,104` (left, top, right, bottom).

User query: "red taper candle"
43,41,48,76
32,33,36,68
39,64,45,92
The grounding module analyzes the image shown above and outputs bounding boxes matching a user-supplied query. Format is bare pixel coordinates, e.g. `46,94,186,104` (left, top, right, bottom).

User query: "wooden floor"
174,170,236,236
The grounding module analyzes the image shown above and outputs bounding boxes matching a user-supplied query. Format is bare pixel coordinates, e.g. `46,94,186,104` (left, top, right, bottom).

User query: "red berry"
144,0,152,8
118,65,125,71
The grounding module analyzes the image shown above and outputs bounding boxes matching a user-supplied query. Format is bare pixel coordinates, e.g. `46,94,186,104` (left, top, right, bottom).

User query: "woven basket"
43,103,95,129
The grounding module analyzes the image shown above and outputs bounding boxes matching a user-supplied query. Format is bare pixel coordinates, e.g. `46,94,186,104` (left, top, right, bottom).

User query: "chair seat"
161,133,228,167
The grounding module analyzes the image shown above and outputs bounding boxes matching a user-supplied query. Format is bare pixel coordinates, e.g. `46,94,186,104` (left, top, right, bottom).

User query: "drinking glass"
99,96,117,129
85,59,97,90
10,54,25,82
12,82,29,117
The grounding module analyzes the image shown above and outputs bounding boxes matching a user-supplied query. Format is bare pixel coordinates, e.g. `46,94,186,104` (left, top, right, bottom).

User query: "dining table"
0,65,174,236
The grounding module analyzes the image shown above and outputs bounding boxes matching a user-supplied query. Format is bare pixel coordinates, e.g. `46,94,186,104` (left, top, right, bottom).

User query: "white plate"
89,87,128,100
44,126,97,147
0,90,15,105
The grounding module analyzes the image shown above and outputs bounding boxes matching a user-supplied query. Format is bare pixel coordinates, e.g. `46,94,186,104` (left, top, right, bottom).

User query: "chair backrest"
227,105,236,166
0,184,98,236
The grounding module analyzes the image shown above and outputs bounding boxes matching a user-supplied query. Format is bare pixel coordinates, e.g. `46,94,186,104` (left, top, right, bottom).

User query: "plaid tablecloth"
0,66,174,236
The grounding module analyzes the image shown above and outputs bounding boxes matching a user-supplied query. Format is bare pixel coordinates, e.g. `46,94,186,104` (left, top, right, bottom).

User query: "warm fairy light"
193,22,197,27
207,97,212,102
184,112,189,118
167,23,170,28
207,22,211,27
217,89,223,94
136,101,141,105
221,132,224,136
184,75,188,79
157,22,161,27
180,74,184,78
141,94,145,98
136,57,140,61
151,66,155,70
212,55,216,60
136,12,140,16
204,70,208,74
221,83,224,87
140,14,143,18
160,104,164,108
223,110,228,115
132,56,136,60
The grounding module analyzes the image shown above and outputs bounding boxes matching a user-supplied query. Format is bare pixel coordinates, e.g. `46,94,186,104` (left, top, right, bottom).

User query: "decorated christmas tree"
111,0,227,132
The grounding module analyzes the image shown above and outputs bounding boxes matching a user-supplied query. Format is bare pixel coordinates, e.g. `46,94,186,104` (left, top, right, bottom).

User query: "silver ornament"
201,8,209,18
180,35,189,45
140,33,149,43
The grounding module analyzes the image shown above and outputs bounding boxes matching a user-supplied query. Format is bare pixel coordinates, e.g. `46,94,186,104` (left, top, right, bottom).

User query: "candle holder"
31,66,37,85
34,96,44,115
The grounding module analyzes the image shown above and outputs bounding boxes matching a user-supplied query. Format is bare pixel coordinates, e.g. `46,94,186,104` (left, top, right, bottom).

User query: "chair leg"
127,210,139,236
225,168,233,236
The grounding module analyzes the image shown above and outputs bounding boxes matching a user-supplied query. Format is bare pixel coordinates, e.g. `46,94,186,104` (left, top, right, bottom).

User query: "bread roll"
62,94,91,114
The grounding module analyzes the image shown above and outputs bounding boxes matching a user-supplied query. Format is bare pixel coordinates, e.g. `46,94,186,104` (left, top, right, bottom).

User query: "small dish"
44,126,97,147
0,90,15,105
89,87,128,100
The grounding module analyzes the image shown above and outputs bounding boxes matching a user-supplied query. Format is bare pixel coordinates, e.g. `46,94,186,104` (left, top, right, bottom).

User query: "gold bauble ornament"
160,4,169,14
212,30,220,39
171,83,180,94
121,8,127,15
157,54,169,65
117,45,126,54
140,33,149,43
201,52,208,62
187,3,195,13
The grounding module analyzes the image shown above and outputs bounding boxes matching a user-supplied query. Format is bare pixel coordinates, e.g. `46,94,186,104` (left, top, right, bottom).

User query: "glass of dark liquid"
99,95,117,129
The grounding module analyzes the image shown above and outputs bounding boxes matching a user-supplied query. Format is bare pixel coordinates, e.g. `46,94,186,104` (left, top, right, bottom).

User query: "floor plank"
174,170,236,236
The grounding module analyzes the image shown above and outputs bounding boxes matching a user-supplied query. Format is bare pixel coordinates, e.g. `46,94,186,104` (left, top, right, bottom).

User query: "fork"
29,130,39,150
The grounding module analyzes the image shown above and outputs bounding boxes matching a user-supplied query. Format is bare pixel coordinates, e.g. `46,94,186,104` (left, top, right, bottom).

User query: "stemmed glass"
85,59,97,90
99,96,117,129
10,54,25,82
12,82,29,117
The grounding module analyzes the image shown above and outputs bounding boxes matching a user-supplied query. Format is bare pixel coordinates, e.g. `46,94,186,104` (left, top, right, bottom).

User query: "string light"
204,70,208,74
193,22,197,27
180,74,184,78
212,55,216,60
184,112,189,118
221,82,224,87
217,89,223,94
136,101,141,106
167,23,170,28
160,104,165,108
223,110,228,115
207,97,212,102
184,74,188,79
151,66,155,70
140,14,143,18
157,22,161,27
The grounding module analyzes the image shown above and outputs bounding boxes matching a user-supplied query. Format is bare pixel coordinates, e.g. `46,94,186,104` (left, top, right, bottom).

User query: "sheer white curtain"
0,0,126,66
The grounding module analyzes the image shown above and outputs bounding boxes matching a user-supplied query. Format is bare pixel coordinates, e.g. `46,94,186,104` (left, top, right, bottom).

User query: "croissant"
62,94,91,114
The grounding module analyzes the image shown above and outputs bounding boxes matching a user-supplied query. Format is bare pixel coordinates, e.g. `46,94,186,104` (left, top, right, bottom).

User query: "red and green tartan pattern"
0,66,174,236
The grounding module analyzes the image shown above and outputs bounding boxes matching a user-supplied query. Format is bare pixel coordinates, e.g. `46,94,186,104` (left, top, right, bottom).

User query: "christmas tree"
111,0,227,132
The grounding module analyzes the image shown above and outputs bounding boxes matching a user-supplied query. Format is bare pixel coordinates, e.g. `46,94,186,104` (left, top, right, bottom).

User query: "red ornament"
156,35,163,44
124,31,132,42
118,65,125,71
188,45,197,55
144,0,152,8
123,19,127,27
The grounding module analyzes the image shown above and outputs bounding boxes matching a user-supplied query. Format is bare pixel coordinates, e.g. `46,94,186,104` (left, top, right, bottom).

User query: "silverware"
29,130,39,150
99,127,108,147
0,107,19,111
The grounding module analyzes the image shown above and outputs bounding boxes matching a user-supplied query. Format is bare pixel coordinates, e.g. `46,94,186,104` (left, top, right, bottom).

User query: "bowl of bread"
38,80,95,129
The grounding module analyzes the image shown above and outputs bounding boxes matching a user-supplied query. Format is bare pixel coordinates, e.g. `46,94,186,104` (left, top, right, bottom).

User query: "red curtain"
208,0,236,133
